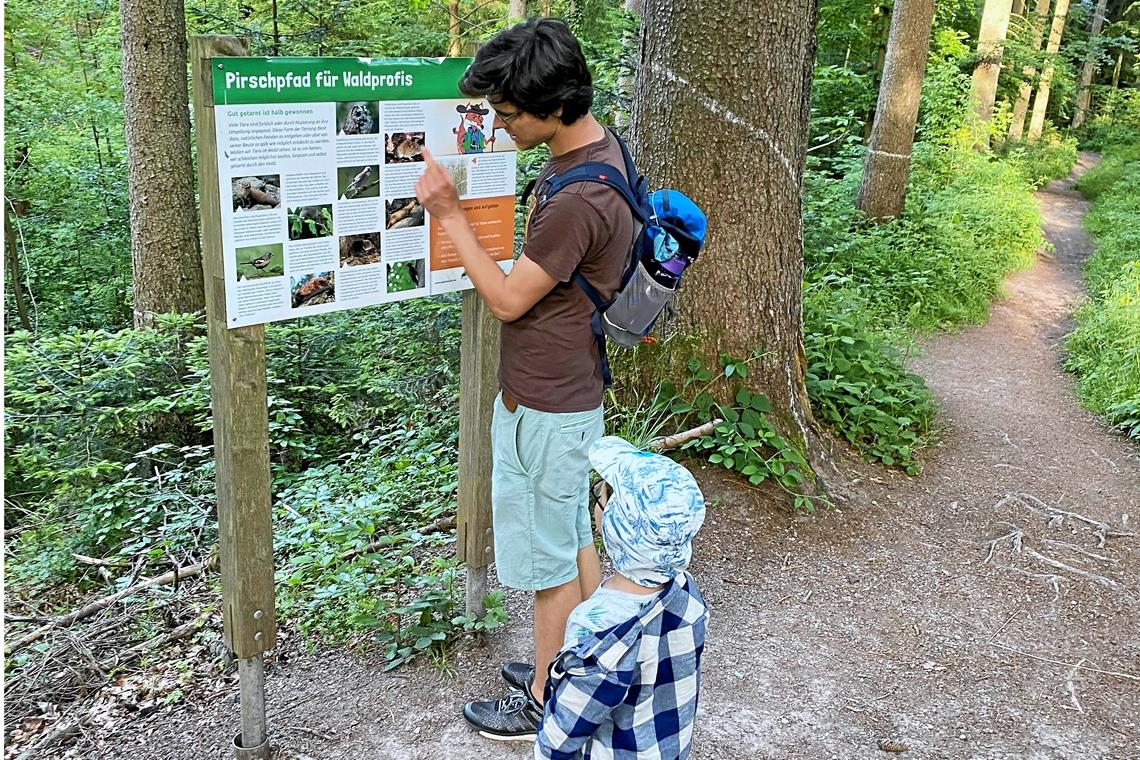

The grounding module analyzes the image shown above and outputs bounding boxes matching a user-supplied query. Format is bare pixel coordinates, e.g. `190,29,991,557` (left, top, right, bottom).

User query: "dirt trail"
74,156,1138,760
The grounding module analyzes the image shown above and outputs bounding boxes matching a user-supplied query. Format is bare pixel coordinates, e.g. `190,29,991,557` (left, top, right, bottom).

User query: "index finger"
421,147,438,167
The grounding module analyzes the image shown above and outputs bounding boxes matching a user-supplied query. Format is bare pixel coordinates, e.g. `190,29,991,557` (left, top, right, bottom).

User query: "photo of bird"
243,250,275,269
346,166,371,196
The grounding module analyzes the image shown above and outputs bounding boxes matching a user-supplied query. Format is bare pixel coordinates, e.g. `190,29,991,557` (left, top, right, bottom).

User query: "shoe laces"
496,690,531,714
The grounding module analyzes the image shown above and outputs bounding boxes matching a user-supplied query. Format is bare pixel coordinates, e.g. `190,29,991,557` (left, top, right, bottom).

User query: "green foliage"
1080,88,1140,151
1066,143,1140,438
652,354,819,511
803,286,934,473
1000,130,1080,189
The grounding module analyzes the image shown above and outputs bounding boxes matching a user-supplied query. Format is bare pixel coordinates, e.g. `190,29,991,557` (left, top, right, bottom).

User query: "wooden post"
457,289,500,617
191,35,274,760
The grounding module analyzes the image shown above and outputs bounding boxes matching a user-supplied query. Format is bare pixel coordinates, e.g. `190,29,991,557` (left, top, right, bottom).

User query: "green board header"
211,57,474,105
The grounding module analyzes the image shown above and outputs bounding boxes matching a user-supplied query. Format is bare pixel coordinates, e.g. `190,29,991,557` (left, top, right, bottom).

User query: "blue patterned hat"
588,436,706,587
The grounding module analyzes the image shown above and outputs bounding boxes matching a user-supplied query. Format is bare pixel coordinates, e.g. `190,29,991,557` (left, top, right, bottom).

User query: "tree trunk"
448,0,462,56
856,0,936,220
509,0,526,20
630,0,833,478
1111,49,1123,89
1027,0,1071,142
120,0,204,328
615,0,641,128
863,4,893,142
1071,0,1110,128
971,0,1016,130
5,205,33,332
1008,0,1051,141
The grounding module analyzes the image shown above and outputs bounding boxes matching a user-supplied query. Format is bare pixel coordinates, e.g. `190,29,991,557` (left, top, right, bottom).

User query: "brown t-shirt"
500,131,635,413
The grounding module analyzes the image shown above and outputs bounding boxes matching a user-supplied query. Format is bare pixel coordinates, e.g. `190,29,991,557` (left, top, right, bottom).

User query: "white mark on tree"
649,64,797,187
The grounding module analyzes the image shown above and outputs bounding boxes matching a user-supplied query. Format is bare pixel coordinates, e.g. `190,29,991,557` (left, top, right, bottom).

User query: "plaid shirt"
535,572,709,760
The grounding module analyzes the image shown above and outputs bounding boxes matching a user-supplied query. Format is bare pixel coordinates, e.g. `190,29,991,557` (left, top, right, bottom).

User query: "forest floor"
17,155,1140,760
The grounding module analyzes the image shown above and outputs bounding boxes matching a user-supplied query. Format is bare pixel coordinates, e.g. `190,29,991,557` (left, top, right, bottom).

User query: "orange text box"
430,195,514,270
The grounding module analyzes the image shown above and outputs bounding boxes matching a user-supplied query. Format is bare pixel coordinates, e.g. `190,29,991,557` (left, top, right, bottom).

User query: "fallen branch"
990,642,1140,682
72,553,126,568
338,515,455,562
1065,657,1087,713
5,557,217,656
95,620,203,673
649,419,723,452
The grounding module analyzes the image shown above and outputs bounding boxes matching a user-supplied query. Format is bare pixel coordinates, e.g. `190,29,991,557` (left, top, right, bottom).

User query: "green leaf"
750,394,772,412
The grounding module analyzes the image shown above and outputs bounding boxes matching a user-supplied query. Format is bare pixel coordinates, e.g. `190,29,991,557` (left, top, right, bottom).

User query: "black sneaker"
463,689,541,742
500,661,535,693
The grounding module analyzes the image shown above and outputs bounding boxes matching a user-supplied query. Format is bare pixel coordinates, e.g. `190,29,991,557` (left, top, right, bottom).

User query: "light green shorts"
490,392,604,591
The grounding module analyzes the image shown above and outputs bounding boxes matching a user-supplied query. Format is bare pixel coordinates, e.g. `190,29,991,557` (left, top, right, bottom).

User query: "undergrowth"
1066,142,1140,439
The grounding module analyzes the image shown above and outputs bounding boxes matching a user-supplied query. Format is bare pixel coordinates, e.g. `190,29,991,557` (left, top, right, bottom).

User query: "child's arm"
534,659,634,759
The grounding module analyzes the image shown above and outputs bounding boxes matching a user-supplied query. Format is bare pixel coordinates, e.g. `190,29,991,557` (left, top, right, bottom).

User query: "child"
534,436,710,759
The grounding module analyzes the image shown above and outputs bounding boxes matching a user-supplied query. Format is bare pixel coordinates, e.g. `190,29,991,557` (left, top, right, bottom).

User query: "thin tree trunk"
5,205,33,332
1071,0,1110,128
864,4,893,141
856,0,937,220
1111,50,1123,88
971,0,1016,131
509,0,526,20
272,0,281,55
1008,0,1051,141
119,0,205,327
631,0,835,483
449,0,462,56
615,0,641,128
1027,0,1071,142
542,0,551,15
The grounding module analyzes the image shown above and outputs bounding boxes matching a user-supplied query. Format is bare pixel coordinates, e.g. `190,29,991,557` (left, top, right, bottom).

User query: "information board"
211,57,516,327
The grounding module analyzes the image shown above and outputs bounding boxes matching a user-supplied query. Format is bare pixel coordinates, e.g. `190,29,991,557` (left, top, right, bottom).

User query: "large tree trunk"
120,0,204,328
509,0,526,20
1008,0,1051,141
630,0,833,477
1071,0,1110,128
971,0,1016,132
1027,0,1071,142
856,0,936,220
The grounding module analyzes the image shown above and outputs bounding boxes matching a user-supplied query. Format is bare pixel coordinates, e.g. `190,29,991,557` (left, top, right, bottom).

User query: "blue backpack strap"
572,271,613,388
538,162,649,225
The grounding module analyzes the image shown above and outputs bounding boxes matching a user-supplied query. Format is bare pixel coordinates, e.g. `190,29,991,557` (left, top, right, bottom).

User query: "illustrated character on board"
454,103,495,154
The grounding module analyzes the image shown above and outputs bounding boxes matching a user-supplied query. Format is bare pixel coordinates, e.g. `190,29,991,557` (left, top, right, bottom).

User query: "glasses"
591,480,610,513
493,107,524,124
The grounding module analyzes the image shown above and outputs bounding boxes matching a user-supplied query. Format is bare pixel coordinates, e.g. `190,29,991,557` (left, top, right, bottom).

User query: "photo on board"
335,102,379,135
234,243,284,280
231,175,281,212
385,132,425,164
339,233,381,267
385,197,425,230
291,272,336,308
337,165,379,199
387,259,425,293
287,204,334,240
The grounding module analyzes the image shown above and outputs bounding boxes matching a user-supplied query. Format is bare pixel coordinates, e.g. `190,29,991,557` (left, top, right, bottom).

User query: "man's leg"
532,576,584,703
576,542,601,601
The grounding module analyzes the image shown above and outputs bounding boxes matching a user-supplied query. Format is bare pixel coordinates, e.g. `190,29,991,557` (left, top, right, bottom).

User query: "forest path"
80,156,1139,760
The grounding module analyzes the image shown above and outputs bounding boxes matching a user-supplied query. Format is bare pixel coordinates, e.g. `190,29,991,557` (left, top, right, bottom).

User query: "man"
414,17,634,742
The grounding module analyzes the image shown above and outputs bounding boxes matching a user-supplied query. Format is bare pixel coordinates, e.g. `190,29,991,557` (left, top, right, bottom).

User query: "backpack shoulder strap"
538,162,649,225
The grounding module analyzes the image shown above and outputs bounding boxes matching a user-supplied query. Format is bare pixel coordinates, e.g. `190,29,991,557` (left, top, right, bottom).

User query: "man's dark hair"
459,18,593,125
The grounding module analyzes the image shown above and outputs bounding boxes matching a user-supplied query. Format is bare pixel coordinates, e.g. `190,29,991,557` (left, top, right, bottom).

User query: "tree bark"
5,205,33,331
1071,0,1110,128
1027,0,1071,142
971,0,1016,130
1008,0,1051,141
630,0,833,477
120,0,205,328
509,0,526,20
449,0,462,56
1111,49,1123,89
863,4,893,141
856,0,936,220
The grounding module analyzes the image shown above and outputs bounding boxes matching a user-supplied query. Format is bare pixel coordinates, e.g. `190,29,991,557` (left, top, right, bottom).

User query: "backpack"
522,128,708,387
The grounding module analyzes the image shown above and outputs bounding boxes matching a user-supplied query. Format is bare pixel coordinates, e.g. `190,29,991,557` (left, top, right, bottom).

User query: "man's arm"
415,148,557,322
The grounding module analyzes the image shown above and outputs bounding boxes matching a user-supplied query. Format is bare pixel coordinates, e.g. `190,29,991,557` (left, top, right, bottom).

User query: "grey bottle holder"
601,259,677,349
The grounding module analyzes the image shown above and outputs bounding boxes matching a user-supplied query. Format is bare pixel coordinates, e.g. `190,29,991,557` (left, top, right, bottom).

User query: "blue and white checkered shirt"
535,572,709,760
